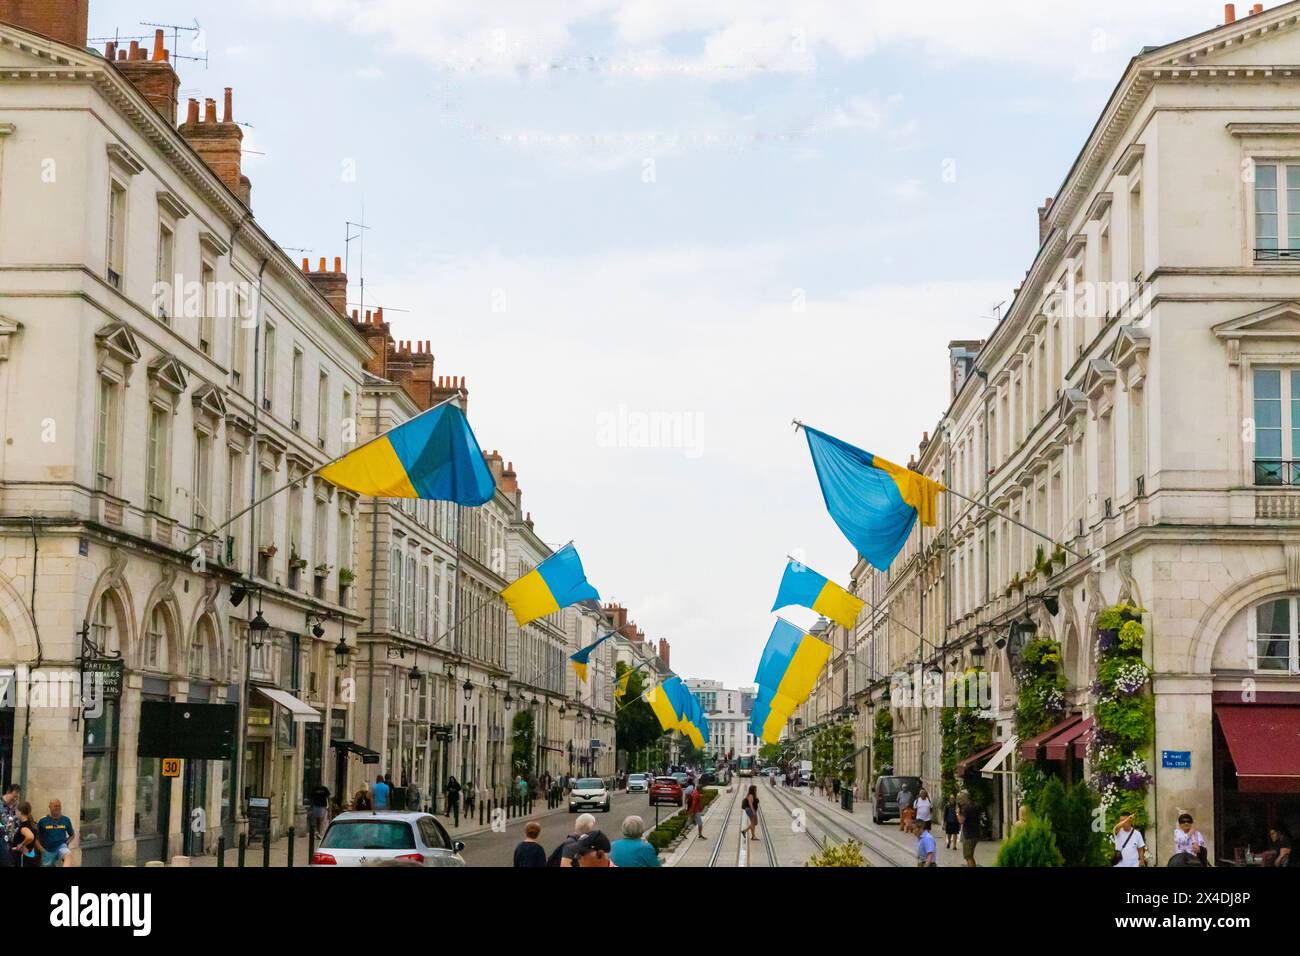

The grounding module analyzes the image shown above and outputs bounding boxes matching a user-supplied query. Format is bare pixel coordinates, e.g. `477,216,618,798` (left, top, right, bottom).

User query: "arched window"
1250,597,1299,672
191,618,216,680
90,592,117,655
144,605,168,671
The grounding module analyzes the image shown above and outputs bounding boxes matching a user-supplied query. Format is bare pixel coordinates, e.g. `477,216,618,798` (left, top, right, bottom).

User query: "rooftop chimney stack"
112,29,180,123
1225,3,1237,23
179,86,251,206
303,255,348,316
0,1,89,48
1037,196,1054,246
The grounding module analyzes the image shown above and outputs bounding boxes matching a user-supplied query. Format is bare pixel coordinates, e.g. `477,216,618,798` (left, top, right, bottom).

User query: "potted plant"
338,567,355,587
1034,544,1050,578
289,548,308,571
1052,544,1067,570
1009,572,1023,595
258,543,278,557
314,562,332,578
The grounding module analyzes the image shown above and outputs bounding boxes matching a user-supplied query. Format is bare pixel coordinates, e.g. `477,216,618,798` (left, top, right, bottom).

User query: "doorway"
181,758,209,856
133,756,170,864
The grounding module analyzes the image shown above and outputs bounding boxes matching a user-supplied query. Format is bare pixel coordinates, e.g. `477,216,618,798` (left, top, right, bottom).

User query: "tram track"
767,783,907,867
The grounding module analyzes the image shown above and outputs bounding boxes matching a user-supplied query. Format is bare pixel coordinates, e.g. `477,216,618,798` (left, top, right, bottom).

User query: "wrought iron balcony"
1254,247,1300,262
1254,459,1300,486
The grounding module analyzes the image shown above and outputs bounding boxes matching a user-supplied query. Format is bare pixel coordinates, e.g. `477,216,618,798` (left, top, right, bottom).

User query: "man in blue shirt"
609,815,660,867
913,819,936,867
372,774,390,811
37,799,75,867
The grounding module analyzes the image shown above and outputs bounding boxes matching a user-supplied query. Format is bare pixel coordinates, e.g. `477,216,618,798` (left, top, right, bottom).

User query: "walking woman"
11,803,40,868
743,785,760,842
942,794,960,851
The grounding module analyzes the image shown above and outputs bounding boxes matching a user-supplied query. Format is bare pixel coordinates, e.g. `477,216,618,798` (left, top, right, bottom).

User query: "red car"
649,776,683,807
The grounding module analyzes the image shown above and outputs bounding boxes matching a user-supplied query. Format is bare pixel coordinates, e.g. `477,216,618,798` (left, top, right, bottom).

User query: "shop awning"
955,741,1003,777
1046,717,1093,761
1216,705,1300,794
1019,712,1085,762
253,686,321,723
979,735,1019,777
331,739,381,764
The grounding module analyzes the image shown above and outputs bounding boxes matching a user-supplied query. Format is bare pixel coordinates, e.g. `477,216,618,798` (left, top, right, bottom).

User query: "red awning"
1019,712,1085,762
955,741,1003,777
1216,705,1300,794
1046,716,1093,761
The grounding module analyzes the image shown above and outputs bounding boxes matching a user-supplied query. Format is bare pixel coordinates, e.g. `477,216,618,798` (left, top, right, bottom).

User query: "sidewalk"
187,798,571,867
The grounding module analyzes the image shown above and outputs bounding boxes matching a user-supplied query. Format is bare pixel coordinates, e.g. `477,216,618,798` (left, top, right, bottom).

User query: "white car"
569,777,612,813
626,773,650,793
310,811,466,867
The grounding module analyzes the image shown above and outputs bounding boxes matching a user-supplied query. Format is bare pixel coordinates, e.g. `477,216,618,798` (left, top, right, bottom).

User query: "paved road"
460,788,684,866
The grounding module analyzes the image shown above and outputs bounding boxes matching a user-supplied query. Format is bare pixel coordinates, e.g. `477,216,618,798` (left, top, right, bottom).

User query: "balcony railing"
1255,247,1300,262
1254,459,1300,486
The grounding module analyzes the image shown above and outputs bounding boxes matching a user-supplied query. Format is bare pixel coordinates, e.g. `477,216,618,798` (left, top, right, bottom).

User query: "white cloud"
266,0,1215,78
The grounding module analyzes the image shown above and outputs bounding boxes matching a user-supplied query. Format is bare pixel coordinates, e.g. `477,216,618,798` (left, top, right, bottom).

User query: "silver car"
626,773,650,793
310,811,466,867
569,777,612,813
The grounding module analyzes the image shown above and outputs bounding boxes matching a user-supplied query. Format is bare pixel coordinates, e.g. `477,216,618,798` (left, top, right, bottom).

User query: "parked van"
872,775,923,824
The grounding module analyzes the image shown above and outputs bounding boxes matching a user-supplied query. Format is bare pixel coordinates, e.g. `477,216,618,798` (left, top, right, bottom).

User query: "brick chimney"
1037,196,1054,246
657,638,670,669
0,0,88,48
350,307,392,378
303,256,348,315
427,374,469,415
179,88,251,206
111,30,179,123
499,460,520,503
604,603,629,634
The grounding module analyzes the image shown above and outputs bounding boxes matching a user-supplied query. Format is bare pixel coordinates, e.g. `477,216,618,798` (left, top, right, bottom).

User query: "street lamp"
971,634,988,666
408,665,422,693
462,678,473,702
333,636,351,669
503,691,514,711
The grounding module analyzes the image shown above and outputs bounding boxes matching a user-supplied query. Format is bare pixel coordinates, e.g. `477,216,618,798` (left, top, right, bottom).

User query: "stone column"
1151,674,1215,864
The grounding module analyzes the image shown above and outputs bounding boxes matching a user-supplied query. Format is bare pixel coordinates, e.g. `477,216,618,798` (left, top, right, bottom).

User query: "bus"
737,755,755,777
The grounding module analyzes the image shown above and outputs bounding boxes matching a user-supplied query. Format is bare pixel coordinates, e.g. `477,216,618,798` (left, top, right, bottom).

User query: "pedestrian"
10,802,40,868
372,772,391,811
1172,812,1208,866
1111,813,1146,868
445,775,462,815
914,787,933,829
957,791,981,867
942,794,960,850
681,775,695,808
610,815,660,867
550,812,597,867
517,775,529,804
897,781,914,831
1,784,20,852
913,819,937,867
463,777,475,816
742,785,760,842
1267,825,1293,867
36,799,75,867
308,783,330,837
686,782,705,841
513,821,547,867
574,829,614,867
353,785,372,811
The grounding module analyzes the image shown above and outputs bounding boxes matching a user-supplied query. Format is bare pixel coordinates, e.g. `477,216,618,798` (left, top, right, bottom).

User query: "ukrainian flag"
569,632,613,683
802,424,944,572
501,543,600,627
750,619,831,743
319,402,495,504
646,683,679,732
614,669,632,700
771,559,865,630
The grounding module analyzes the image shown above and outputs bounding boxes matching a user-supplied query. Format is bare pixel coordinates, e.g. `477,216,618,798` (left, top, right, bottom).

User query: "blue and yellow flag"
771,559,865,630
750,619,832,743
319,402,495,504
569,632,613,683
646,683,679,732
614,669,632,700
803,424,944,572
502,543,600,627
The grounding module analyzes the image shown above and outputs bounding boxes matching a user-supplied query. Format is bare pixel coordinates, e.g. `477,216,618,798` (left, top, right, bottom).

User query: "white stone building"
833,1,1300,860
0,8,370,863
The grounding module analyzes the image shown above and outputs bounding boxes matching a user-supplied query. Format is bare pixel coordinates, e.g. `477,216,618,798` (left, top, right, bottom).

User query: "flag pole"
792,418,1086,560
187,390,466,558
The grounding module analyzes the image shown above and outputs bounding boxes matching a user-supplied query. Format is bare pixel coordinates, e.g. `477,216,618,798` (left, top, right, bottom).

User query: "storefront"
1212,693,1300,866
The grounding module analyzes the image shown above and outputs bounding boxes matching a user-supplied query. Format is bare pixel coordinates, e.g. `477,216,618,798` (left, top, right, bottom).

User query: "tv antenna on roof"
91,20,207,68
345,211,371,321
983,300,1007,322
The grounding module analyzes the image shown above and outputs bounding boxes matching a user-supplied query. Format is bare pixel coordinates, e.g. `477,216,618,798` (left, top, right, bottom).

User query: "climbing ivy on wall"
1088,603,1154,828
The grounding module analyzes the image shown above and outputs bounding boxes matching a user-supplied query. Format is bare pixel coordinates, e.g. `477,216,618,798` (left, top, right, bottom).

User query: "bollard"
479,802,484,827
307,824,316,862
287,827,295,868
217,835,225,868
262,831,271,868
453,801,459,828
237,833,246,868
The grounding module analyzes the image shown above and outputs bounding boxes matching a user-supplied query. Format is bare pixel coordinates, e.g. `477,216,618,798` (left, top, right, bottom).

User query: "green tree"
995,814,1064,867
511,710,535,778
1034,779,1110,867
614,663,661,771
759,742,784,763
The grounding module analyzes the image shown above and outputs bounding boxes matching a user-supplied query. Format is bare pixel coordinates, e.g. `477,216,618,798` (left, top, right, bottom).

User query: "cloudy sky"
95,1,1222,686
